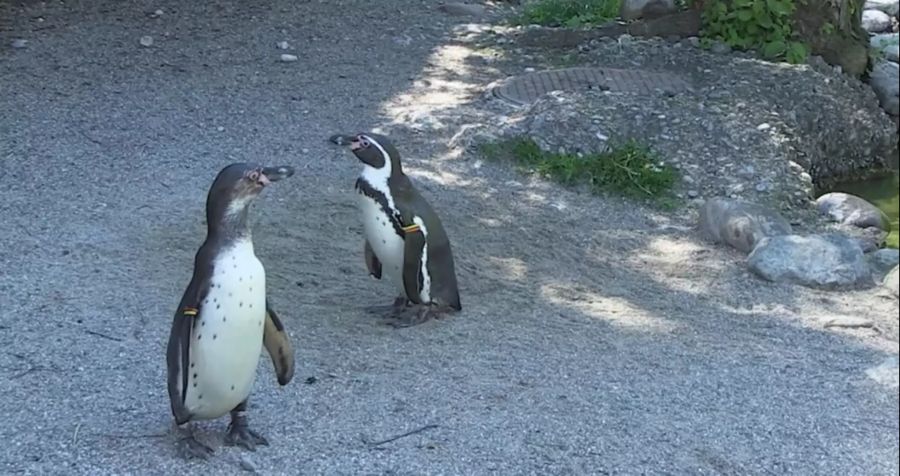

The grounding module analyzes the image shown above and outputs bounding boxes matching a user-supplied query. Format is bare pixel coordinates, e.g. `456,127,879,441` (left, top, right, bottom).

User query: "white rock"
277,41,290,50
151,9,164,17
139,35,154,47
748,233,873,289
869,61,900,116
216,126,225,132
862,9,892,32
280,54,299,62
756,123,771,131
11,39,27,48
865,0,900,16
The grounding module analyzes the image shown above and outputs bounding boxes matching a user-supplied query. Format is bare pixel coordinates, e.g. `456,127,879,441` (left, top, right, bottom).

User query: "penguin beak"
260,166,295,185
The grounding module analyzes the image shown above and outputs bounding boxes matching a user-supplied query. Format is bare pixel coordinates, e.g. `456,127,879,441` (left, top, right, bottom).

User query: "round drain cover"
492,67,693,105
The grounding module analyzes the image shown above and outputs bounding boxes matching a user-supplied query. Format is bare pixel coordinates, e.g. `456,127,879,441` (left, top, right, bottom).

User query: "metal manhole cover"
491,67,693,105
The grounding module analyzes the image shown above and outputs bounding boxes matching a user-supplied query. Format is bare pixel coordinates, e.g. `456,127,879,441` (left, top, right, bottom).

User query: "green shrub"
700,0,809,63
513,0,622,27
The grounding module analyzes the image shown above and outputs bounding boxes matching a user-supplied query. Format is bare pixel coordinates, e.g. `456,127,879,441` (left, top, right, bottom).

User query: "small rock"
822,315,875,329
816,192,891,231
756,123,771,131
710,42,732,54
884,265,899,297
755,181,770,192
699,198,792,253
869,60,900,116
747,233,872,289
277,41,290,50
862,9,893,32
619,0,676,21
280,54,299,62
150,9,164,18
239,455,257,473
139,35,154,47
684,36,700,48
865,356,899,389
864,0,900,16
216,126,225,132
868,248,900,280
437,3,487,17
11,39,27,48
687,190,699,198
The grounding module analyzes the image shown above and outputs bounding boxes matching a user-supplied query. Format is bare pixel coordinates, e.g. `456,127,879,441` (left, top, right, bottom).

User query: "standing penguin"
166,163,296,459
337,132,461,327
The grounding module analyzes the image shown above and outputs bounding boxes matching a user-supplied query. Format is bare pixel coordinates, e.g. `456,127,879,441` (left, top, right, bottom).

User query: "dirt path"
1,1,897,474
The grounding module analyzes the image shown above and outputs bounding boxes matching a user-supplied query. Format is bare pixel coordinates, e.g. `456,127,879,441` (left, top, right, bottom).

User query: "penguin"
166,162,296,460
337,132,461,327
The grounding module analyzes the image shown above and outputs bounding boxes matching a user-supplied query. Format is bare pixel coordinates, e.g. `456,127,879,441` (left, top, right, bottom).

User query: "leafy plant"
512,0,622,27
700,0,809,63
480,137,678,206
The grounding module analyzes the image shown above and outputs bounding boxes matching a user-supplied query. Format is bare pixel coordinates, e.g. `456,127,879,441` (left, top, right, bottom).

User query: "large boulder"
747,233,873,289
816,192,891,231
699,198,792,253
884,265,900,296
868,248,900,279
865,0,900,16
792,0,871,77
869,61,900,116
862,9,893,32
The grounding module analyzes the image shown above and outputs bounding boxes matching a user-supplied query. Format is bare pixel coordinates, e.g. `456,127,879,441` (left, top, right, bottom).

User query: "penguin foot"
225,415,270,451
382,305,442,328
177,435,214,460
364,297,410,317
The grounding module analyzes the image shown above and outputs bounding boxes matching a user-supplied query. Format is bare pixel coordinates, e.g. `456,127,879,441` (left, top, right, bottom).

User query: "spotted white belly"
184,239,266,420
357,191,405,294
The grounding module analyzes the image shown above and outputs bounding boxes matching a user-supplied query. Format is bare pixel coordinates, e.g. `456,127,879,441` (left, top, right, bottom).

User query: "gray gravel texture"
1,1,899,475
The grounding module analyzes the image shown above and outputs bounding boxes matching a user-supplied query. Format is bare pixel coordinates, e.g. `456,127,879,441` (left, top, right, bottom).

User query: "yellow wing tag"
401,224,420,234
182,307,199,317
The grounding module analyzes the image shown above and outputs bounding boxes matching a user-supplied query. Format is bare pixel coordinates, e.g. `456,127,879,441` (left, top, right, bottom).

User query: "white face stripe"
225,195,253,217
358,134,399,214
412,216,431,303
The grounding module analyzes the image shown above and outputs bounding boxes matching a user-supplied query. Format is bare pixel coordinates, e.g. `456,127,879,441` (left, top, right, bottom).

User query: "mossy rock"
792,0,869,76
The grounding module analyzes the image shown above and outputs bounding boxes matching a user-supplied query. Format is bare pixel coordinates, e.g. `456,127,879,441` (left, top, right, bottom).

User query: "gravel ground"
1,1,898,475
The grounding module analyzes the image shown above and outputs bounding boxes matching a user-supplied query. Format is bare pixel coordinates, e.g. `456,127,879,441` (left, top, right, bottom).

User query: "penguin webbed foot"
176,434,214,460
364,296,410,318
382,303,449,328
225,413,270,451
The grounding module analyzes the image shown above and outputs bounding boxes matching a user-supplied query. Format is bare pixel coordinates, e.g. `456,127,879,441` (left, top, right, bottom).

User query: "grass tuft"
512,0,622,27
480,137,679,207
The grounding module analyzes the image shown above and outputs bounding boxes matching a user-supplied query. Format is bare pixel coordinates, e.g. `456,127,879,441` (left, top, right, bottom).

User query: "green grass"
480,137,679,207
512,0,622,27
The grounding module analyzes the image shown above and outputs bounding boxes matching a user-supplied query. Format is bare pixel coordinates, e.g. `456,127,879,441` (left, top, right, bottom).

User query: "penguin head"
349,133,401,172
206,163,295,226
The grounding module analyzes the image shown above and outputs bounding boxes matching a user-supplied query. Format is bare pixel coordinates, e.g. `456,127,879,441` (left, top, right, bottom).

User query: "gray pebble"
280,54,299,62
239,455,258,473
11,39,28,48
139,36,154,47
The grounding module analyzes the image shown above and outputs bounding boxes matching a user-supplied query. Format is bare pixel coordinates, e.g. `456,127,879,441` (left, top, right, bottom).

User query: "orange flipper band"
182,307,199,317
401,224,420,234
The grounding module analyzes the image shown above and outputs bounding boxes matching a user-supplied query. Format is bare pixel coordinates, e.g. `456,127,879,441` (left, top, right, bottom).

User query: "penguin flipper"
401,223,427,305
263,303,295,386
364,239,382,279
166,297,207,425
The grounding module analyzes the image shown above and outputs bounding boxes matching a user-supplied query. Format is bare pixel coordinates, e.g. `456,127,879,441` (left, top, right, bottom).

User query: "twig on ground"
365,424,439,447
85,329,124,342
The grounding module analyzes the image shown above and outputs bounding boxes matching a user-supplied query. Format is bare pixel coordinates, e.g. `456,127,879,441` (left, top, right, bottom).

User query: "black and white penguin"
338,132,461,327
166,163,296,459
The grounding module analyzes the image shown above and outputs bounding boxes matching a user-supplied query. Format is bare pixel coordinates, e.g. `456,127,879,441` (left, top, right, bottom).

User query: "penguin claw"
177,436,214,460
225,426,270,451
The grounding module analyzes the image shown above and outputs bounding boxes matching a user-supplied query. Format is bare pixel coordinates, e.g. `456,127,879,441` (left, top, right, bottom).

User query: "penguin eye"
361,140,370,148
248,171,260,181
